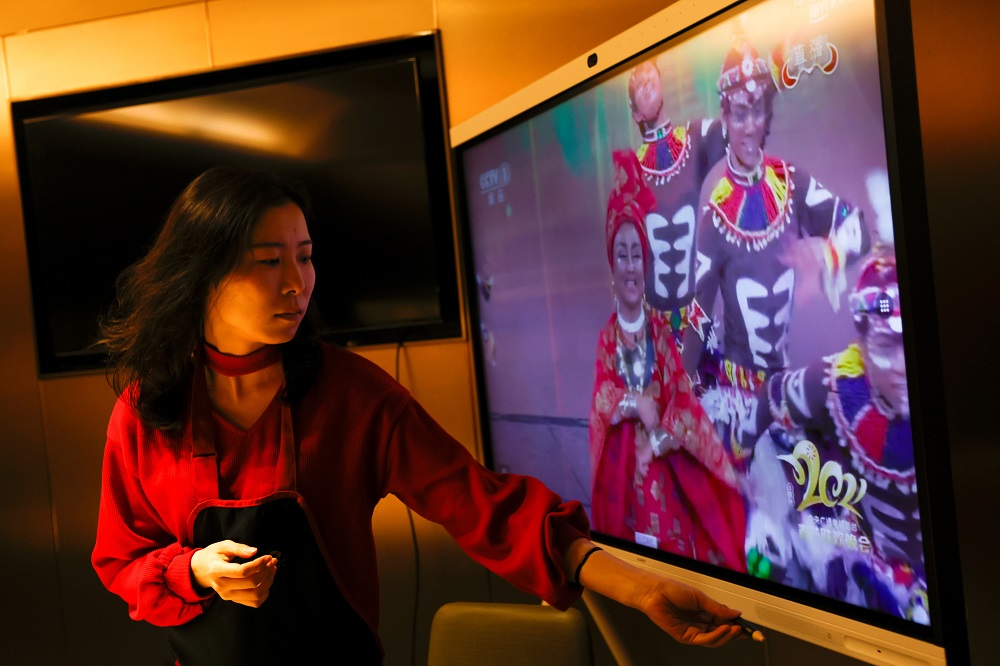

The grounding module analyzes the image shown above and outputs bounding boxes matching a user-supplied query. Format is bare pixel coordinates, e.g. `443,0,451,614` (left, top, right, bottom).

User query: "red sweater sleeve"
92,398,212,627
381,397,590,610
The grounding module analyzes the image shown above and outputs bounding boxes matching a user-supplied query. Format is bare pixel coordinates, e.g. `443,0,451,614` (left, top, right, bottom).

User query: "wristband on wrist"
573,545,603,585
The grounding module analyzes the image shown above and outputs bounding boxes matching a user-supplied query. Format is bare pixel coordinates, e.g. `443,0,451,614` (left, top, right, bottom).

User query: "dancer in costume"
628,59,726,336
747,252,926,622
681,37,870,472
588,150,746,571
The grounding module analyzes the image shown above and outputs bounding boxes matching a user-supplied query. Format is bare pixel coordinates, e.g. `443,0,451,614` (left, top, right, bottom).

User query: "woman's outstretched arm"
563,537,760,647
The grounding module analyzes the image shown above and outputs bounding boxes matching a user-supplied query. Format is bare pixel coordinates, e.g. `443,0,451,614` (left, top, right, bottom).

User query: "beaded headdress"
718,37,771,101
850,253,902,334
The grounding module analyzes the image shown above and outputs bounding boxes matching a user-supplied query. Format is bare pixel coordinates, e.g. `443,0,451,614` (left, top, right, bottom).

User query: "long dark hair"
100,166,325,431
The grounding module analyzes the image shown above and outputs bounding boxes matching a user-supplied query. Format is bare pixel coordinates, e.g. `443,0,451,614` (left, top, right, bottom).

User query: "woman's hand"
635,393,660,432
190,540,279,607
648,428,683,459
565,538,753,647
636,575,746,646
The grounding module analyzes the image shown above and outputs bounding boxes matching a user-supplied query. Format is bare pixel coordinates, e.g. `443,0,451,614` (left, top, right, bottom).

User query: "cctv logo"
479,163,511,193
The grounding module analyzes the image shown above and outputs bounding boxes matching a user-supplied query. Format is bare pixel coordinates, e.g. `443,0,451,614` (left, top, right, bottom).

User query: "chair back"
427,601,593,666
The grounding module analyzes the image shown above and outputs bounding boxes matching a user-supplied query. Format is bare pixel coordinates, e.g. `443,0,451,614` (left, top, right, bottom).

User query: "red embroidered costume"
588,310,745,569
587,150,745,571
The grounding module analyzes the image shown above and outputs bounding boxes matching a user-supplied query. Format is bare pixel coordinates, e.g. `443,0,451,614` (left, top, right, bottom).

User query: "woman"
92,166,750,664
589,150,747,571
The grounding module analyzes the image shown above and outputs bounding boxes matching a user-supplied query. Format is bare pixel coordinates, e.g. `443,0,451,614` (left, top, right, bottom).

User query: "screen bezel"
12,32,463,377
450,0,968,662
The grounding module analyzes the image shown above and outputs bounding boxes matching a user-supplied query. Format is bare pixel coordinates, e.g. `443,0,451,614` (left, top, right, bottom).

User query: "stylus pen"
734,616,766,642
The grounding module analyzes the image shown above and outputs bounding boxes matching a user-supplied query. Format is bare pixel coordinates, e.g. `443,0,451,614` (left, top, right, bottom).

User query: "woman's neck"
617,305,645,345
202,341,284,428
203,340,280,372
206,362,283,394
204,364,284,430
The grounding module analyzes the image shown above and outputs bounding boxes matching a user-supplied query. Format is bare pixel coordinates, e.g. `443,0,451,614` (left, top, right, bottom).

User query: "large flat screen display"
13,33,461,376
452,0,967,663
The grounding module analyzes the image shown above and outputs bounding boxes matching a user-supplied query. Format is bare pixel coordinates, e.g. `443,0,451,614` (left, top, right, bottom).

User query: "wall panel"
0,37,67,665
0,0,186,37
5,3,210,100
437,0,667,127
208,0,435,68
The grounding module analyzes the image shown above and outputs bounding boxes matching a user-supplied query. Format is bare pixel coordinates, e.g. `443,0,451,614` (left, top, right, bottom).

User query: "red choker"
203,343,281,377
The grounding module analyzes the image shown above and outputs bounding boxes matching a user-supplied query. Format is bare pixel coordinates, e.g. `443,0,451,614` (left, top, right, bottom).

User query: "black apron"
166,365,381,665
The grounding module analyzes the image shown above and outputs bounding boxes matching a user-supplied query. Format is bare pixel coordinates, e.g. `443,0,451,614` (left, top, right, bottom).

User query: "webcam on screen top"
587,53,598,68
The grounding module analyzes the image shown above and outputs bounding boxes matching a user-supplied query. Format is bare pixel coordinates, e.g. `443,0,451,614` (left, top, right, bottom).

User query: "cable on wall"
394,340,421,666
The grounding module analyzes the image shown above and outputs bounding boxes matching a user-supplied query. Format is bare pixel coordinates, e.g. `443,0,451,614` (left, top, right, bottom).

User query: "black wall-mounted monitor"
13,32,461,376
452,0,967,663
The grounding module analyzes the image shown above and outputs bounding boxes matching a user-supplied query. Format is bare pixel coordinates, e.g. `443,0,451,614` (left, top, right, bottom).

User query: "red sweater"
92,343,589,641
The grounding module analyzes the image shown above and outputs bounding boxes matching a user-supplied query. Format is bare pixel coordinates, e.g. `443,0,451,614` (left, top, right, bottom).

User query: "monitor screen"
13,33,461,376
453,0,966,663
